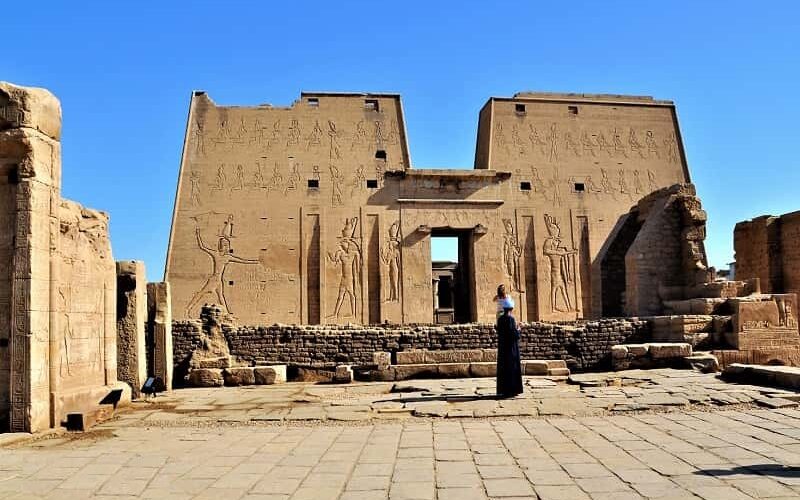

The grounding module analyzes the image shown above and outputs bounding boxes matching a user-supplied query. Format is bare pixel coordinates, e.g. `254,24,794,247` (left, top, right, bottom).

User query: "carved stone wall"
166,91,691,325
735,210,800,297
116,260,147,398
172,319,650,378
146,281,172,391
0,82,124,432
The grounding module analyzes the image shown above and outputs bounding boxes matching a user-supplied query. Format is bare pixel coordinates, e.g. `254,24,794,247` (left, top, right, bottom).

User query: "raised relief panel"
542,214,578,315
327,217,363,322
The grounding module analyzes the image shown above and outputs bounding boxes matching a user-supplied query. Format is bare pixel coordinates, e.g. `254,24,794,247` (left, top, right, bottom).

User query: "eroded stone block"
188,368,224,387
116,261,147,399
223,367,255,386
0,81,62,140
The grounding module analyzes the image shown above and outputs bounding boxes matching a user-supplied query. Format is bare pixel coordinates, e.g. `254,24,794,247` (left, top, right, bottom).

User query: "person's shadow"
696,464,800,478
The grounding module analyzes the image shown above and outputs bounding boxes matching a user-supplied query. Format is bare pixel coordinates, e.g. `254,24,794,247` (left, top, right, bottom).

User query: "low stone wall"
172,319,650,380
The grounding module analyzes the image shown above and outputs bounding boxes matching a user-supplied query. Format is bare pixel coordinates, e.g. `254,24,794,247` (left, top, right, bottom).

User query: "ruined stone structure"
166,91,690,325
735,211,800,297
0,82,127,432
116,260,147,398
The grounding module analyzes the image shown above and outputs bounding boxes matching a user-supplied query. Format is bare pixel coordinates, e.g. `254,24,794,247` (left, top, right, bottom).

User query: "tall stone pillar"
0,82,61,432
147,282,172,391
116,261,147,398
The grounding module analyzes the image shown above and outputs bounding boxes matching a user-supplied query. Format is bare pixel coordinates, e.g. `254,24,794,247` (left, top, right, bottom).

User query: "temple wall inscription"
166,91,690,325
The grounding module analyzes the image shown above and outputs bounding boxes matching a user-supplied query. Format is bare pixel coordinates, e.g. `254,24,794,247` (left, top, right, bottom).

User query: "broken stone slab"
755,397,799,409
522,360,549,376
469,362,496,378
191,356,232,370
253,365,287,385
685,353,719,373
187,368,224,387
333,365,354,383
648,343,693,359
223,367,255,386
438,363,471,378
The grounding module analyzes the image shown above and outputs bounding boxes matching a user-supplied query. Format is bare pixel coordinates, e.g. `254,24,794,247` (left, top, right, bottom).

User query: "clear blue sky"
4,1,798,281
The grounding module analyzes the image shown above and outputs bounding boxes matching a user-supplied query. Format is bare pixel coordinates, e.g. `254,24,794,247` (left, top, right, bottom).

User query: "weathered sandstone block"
116,261,147,398
0,81,62,140
254,365,286,385
188,368,224,387
147,282,172,391
223,367,255,386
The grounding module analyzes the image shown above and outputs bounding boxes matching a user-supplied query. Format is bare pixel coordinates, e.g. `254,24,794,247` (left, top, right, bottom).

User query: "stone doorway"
431,230,475,324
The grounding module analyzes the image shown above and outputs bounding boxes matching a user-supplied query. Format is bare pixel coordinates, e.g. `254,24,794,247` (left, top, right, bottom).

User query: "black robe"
496,313,523,397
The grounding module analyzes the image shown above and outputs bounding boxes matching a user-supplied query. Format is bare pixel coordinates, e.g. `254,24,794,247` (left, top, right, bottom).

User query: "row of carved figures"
185,214,578,320
194,117,401,156
188,162,392,208
495,123,681,164
524,166,660,205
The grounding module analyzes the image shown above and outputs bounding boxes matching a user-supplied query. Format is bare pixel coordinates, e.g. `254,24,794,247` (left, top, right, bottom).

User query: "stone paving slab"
4,407,800,499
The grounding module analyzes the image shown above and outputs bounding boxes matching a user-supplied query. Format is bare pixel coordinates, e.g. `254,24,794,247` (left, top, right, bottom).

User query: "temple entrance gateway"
431,230,475,324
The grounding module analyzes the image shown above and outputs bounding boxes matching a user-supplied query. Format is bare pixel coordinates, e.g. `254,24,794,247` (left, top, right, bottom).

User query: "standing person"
493,284,508,320
496,297,523,398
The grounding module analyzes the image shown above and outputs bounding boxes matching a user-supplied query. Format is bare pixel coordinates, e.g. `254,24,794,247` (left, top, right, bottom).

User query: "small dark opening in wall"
364,99,379,111
0,338,8,347
574,182,585,192
7,165,19,184
568,105,579,115
228,280,234,286
375,150,387,160
515,103,526,114
367,179,378,189
308,179,319,189
307,97,319,107
520,181,532,191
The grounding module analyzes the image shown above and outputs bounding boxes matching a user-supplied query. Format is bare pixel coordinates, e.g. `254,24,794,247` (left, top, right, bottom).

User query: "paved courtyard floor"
3,369,800,499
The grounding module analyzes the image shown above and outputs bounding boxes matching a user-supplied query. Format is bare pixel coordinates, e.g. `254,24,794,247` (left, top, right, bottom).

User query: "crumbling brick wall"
172,319,650,378
625,184,710,316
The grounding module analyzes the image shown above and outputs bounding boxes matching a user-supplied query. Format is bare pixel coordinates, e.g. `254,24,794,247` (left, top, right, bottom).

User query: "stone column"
116,261,147,398
147,282,172,391
0,82,62,432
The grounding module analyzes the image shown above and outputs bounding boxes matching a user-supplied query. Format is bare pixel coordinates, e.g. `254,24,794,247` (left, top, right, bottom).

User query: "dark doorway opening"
431,229,475,324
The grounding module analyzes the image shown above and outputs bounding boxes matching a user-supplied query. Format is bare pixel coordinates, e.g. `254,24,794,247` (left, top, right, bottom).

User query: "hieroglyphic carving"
530,167,545,193
381,221,401,302
612,128,627,158
328,217,362,319
307,120,323,150
213,119,231,150
351,120,368,150
330,164,344,207
285,162,300,194
633,170,644,194
249,119,265,145
600,169,615,194
581,131,596,157
267,162,284,195
618,169,630,196
647,169,657,192
776,297,798,328
350,164,366,196
374,120,386,145
511,125,526,156
502,219,523,292
664,132,679,164
232,164,245,191
388,120,400,145
194,121,206,155
645,130,659,158
528,124,547,155
57,285,74,376
287,119,301,147
547,123,558,162
189,170,202,207
564,131,581,156
252,161,266,189
585,176,602,196
185,215,263,317
629,128,645,158
328,120,342,159
213,164,226,190
550,168,563,207
596,131,612,157
268,120,282,150
543,214,577,313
